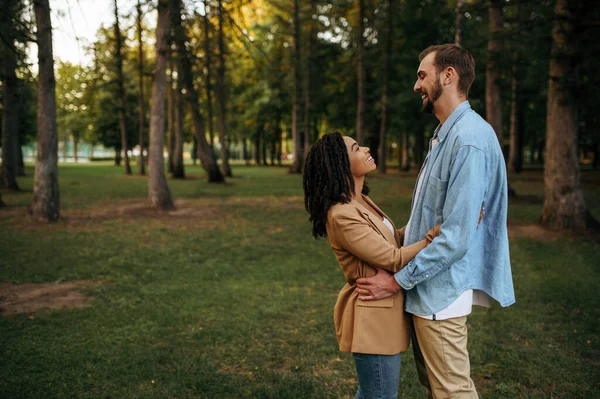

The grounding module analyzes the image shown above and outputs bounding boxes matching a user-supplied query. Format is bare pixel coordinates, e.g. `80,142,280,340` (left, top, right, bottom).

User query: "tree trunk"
289,0,303,174
31,0,60,222
303,0,316,156
242,139,249,166
172,72,185,179
356,0,366,146
541,0,590,231
508,6,524,174
191,136,198,165
147,0,175,210
114,0,132,175
216,0,232,177
73,136,78,162
486,0,504,150
0,192,5,207
167,65,175,173
399,131,410,172
136,0,146,175
203,0,215,150
378,0,393,175
17,145,24,176
172,0,224,183
455,0,466,46
1,34,20,190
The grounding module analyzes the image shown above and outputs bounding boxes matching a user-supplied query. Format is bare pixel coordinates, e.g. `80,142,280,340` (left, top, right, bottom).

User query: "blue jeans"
353,352,401,399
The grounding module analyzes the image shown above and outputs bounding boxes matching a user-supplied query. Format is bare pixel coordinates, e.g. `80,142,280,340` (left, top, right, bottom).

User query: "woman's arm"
332,212,440,273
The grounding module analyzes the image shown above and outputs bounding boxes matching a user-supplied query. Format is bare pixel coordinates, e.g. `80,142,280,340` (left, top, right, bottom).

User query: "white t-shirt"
402,133,490,320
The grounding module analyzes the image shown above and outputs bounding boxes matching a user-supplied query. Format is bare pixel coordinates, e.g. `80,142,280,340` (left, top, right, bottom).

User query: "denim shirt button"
425,274,429,278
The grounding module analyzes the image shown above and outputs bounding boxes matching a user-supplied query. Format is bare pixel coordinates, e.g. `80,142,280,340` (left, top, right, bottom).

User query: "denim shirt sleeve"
394,145,488,290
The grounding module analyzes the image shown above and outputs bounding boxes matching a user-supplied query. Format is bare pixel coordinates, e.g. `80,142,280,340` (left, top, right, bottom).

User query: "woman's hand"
425,224,442,244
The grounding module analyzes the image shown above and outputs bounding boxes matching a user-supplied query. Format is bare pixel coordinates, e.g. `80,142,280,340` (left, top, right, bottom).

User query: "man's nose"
413,80,421,92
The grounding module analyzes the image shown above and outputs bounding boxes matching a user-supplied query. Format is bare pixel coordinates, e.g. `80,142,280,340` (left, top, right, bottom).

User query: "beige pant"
411,315,478,399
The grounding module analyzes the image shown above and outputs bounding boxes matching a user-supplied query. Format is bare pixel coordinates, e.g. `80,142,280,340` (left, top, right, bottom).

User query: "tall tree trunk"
203,0,215,150
399,131,410,172
242,139,249,166
172,72,185,179
172,0,224,183
73,136,78,162
290,0,303,174
1,34,20,190
17,145,24,176
136,0,146,175
486,0,504,151
216,0,232,177
356,0,366,146
31,0,59,222
378,0,393,174
0,192,4,207
147,0,175,210
455,0,466,46
167,65,175,173
303,0,316,156
541,0,590,231
508,4,524,174
114,0,132,175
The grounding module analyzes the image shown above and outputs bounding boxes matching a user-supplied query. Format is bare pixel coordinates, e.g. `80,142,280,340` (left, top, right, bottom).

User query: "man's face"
414,52,443,114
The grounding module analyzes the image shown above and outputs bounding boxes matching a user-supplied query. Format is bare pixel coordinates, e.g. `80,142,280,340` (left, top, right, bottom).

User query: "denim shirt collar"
435,101,471,142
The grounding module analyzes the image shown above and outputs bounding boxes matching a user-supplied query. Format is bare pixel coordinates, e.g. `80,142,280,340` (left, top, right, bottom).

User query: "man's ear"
444,67,456,86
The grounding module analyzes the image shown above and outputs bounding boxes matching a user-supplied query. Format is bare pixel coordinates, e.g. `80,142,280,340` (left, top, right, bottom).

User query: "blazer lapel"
357,195,397,245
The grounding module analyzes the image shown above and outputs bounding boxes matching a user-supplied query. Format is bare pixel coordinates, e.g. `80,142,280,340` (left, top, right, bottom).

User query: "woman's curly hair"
303,131,369,238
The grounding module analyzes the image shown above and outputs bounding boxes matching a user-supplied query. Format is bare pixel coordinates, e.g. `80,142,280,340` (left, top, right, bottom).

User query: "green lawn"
1,163,599,398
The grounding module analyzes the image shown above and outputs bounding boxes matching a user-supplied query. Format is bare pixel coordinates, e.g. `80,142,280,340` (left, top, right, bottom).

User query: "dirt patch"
0,281,99,316
508,223,563,242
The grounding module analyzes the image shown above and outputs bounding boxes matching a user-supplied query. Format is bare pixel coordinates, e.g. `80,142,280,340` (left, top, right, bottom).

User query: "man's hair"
419,44,475,96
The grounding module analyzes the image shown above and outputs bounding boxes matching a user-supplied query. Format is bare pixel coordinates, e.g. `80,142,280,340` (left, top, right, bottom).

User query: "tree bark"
1,34,20,190
172,71,185,179
378,0,393,174
73,136,78,162
399,131,410,172
486,0,504,151
290,0,303,174
136,0,146,175
147,0,175,210
114,0,132,175
455,0,466,46
203,0,215,150
508,4,524,174
172,0,224,182
356,0,366,146
167,65,175,173
31,0,60,222
303,0,316,156
216,0,232,177
541,0,590,231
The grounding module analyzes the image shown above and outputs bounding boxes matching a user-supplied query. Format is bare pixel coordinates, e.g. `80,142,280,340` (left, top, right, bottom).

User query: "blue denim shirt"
395,101,516,315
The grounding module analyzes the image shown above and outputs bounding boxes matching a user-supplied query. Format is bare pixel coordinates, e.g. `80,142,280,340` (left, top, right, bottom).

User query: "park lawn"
0,164,599,398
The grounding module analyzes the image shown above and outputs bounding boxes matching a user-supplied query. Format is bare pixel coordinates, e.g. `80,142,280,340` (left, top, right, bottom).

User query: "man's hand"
356,267,401,301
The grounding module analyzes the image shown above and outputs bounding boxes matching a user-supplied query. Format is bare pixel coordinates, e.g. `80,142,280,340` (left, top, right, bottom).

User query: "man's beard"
422,76,443,114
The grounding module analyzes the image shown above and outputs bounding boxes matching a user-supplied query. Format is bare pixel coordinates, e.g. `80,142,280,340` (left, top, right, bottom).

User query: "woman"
303,132,440,399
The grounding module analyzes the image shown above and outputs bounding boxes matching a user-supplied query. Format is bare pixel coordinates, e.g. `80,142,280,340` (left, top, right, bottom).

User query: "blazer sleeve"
331,211,428,273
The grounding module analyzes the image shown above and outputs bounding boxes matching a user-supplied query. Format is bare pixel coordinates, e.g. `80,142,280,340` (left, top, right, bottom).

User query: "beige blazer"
326,194,436,355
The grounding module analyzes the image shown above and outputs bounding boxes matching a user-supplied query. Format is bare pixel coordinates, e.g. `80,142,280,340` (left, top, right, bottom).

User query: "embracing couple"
303,44,515,398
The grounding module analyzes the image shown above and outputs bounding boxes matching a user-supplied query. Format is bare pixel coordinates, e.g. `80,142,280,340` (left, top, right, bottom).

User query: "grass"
0,163,599,398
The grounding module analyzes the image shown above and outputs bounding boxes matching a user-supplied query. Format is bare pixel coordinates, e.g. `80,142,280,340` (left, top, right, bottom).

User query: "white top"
382,217,395,235
402,133,491,320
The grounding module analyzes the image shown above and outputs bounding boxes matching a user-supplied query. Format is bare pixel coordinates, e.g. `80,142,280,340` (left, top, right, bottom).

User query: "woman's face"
343,136,376,178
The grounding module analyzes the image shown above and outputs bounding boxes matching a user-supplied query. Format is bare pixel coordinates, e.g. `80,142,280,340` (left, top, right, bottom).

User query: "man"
356,44,515,398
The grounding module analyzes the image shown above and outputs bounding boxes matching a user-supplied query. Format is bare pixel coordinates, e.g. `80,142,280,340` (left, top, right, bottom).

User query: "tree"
0,0,22,190
302,0,316,156
486,0,504,152
114,0,132,175
216,0,232,177
455,0,466,46
202,1,215,149
289,0,303,174
172,69,185,179
1,25,20,190
377,0,394,174
507,2,524,174
355,0,366,146
30,0,59,222
136,0,146,175
147,0,175,210
540,0,591,231
172,0,224,182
